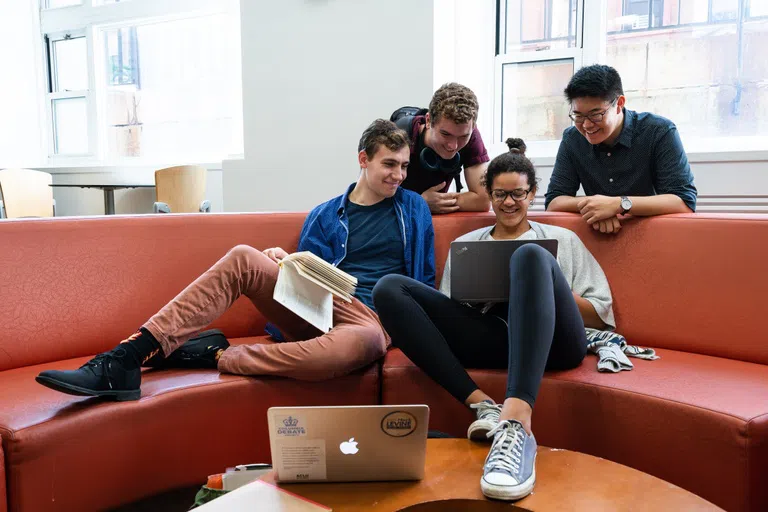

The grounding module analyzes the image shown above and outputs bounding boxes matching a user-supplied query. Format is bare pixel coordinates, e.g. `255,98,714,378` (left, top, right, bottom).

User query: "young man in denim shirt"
37,119,435,401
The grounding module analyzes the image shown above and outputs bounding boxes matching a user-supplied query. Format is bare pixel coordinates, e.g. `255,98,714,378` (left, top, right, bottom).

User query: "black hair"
564,64,624,103
481,138,538,194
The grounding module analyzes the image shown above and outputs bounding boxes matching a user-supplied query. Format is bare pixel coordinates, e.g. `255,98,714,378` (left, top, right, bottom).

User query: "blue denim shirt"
545,109,697,211
266,183,435,340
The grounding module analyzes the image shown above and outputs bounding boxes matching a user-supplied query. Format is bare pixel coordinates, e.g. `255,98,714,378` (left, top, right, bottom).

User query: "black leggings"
372,244,587,407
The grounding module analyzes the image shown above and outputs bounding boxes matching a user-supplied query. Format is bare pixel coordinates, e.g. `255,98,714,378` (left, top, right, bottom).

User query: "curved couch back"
433,212,768,366
1,211,766,371
0,213,305,372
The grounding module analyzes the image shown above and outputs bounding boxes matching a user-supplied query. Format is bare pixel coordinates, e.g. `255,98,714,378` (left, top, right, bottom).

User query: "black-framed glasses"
568,100,618,124
491,188,531,202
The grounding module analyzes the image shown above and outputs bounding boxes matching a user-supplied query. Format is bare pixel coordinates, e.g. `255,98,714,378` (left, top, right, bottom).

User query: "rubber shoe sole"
467,418,497,441
480,468,536,501
35,375,141,402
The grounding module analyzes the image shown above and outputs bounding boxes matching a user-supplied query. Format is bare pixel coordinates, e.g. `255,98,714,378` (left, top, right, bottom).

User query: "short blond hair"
428,83,479,125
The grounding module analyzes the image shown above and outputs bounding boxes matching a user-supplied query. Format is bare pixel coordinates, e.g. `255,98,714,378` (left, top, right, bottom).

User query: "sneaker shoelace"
471,402,502,423
485,421,525,478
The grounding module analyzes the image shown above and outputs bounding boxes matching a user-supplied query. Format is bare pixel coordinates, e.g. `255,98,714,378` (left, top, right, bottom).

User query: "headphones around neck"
418,131,462,175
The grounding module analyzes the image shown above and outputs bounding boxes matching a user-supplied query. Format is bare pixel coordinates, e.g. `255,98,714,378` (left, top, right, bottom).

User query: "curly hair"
357,119,410,158
428,83,479,126
481,138,539,194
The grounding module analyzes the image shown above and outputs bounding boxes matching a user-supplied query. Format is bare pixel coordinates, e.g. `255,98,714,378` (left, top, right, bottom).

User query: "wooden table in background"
258,439,722,511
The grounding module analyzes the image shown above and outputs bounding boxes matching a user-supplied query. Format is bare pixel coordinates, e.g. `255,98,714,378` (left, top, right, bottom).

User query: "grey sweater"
439,221,616,329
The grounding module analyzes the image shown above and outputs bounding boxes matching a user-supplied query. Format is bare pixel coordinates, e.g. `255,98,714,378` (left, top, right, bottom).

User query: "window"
496,0,768,152
47,34,89,155
502,0,578,52
45,0,82,8
40,0,242,162
750,0,768,17
606,0,768,143
500,60,574,142
496,0,583,145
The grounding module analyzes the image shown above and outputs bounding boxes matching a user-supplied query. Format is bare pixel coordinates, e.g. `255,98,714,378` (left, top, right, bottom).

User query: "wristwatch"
620,196,632,215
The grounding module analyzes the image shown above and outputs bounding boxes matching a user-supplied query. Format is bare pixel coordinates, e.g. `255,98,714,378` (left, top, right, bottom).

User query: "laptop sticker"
277,439,327,481
381,411,418,437
275,415,307,437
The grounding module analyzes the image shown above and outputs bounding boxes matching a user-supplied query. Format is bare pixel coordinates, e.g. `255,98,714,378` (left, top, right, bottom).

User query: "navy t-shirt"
337,198,405,310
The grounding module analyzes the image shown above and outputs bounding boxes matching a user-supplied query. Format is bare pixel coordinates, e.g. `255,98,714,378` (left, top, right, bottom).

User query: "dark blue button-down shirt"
545,109,697,211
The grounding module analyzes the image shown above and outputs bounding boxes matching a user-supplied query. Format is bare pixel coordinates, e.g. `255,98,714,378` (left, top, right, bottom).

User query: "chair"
153,165,211,214
0,168,56,219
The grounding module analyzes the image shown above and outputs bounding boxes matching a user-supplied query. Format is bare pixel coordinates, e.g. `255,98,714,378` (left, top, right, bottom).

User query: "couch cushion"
0,337,380,512
382,348,768,512
432,213,768,366
0,434,6,512
0,213,308,372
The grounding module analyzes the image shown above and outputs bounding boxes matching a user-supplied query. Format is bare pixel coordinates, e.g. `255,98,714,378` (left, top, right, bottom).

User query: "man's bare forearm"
547,196,582,213
456,190,491,212
627,194,692,216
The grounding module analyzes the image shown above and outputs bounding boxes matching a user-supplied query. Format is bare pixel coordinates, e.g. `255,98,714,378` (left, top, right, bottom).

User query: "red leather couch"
0,212,765,512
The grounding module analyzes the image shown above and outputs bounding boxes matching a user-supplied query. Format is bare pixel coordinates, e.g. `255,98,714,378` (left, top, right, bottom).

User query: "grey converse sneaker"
481,420,537,501
467,400,502,441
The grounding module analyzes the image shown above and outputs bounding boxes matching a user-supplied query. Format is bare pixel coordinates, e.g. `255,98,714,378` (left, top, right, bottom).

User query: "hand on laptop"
264,247,289,263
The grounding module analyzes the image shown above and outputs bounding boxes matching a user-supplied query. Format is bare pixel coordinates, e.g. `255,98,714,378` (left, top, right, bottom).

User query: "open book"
273,251,357,333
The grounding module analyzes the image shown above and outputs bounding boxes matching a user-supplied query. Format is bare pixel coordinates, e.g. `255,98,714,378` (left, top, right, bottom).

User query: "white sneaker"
467,400,501,441
480,420,537,501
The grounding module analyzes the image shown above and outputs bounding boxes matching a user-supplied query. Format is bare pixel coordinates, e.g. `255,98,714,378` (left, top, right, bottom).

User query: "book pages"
273,261,334,333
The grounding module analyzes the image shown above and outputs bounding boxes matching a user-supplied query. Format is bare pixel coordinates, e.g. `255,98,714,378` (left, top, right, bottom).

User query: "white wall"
0,0,45,167
222,0,435,212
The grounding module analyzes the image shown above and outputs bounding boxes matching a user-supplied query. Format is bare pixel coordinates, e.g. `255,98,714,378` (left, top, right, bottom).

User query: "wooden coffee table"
255,439,722,511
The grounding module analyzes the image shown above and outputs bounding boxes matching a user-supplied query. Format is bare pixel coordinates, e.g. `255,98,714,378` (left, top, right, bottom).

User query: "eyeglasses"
569,100,617,124
490,188,532,202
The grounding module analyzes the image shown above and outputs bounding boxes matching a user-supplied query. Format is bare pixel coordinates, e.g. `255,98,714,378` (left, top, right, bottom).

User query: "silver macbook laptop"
450,239,558,302
267,405,429,483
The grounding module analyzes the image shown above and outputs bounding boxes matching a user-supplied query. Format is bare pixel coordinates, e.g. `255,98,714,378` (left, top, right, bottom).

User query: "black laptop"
450,239,558,302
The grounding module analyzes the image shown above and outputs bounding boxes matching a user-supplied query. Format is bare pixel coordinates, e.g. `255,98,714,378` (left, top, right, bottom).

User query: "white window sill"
489,139,768,166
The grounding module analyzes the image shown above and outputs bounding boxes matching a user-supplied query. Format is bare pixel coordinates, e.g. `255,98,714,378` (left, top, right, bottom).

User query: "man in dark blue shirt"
545,65,697,234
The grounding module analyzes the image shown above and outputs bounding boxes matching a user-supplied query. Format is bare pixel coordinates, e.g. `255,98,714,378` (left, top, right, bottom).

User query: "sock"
117,328,162,369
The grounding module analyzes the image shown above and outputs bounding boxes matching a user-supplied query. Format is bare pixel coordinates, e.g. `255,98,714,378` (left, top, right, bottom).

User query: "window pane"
45,0,82,8
606,7,768,139
101,14,242,159
501,59,574,142
679,0,709,24
712,0,739,21
52,37,88,92
53,97,88,154
751,0,768,17
504,0,578,52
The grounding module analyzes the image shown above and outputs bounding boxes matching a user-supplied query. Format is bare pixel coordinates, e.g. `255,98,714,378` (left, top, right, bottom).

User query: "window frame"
39,0,236,164
494,0,605,154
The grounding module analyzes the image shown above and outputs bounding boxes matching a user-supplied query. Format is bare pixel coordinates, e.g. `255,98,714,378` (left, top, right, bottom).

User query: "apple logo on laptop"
339,438,359,455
